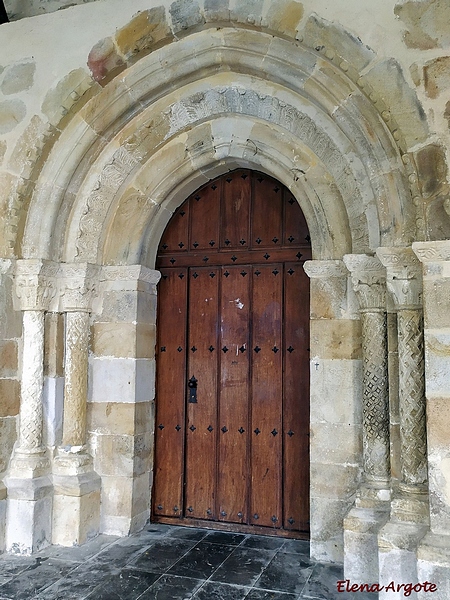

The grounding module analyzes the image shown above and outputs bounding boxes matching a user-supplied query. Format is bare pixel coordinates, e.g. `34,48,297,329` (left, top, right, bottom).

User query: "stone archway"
2,9,427,572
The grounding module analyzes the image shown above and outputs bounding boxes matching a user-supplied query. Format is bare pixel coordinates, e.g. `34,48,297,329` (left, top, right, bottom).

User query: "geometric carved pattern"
398,309,427,487
361,311,390,483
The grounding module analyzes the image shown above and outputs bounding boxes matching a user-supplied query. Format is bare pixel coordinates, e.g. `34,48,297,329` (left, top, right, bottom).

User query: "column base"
8,448,50,479
416,532,450,600
5,475,53,555
52,450,101,547
344,504,390,583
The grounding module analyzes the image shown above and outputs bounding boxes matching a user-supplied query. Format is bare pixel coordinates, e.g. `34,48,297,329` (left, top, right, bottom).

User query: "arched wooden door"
152,170,311,538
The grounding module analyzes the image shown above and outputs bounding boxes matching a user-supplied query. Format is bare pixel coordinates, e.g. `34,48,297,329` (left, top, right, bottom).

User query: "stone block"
5,476,52,555
41,68,94,127
203,0,230,21
0,99,27,134
264,0,303,37
0,481,6,553
301,14,376,72
100,472,151,536
52,472,101,547
115,7,171,59
0,339,17,377
309,277,349,320
310,496,353,562
310,358,362,425
0,416,17,473
92,322,155,359
417,532,450,600
423,280,450,328
44,313,64,378
310,423,362,464
363,58,428,149
395,0,450,50
414,143,448,198
230,0,263,26
310,462,362,499
170,0,204,33
89,357,155,404
87,401,154,436
1,61,35,95
310,319,361,359
87,37,124,83
424,331,450,397
93,431,152,478
0,378,19,417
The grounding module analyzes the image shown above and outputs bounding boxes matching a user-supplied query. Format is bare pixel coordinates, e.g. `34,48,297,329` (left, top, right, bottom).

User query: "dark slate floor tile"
211,547,276,587
166,527,209,542
0,556,36,585
0,558,75,600
168,541,236,579
245,590,298,600
193,581,249,599
35,535,118,563
279,539,310,556
84,569,160,600
138,574,203,599
91,538,154,568
131,538,198,573
240,536,285,551
300,563,375,600
34,561,118,600
255,552,313,595
203,531,246,546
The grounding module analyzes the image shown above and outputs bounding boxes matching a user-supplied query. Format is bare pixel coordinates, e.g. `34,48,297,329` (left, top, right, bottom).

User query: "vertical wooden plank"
217,266,250,524
250,264,283,528
220,170,251,249
184,268,219,520
189,183,221,251
159,201,190,253
283,191,310,247
283,262,310,533
153,268,188,518
251,175,283,249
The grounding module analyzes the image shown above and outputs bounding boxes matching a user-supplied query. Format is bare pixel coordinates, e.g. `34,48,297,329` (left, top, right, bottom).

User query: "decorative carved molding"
413,240,450,263
343,254,386,311
397,309,427,489
361,311,390,483
59,263,101,312
102,265,161,290
13,259,58,311
377,247,422,309
303,260,347,279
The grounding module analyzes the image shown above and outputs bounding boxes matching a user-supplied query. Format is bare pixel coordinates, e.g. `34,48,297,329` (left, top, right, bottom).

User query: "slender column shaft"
62,311,90,448
17,310,45,454
397,308,427,488
360,310,390,483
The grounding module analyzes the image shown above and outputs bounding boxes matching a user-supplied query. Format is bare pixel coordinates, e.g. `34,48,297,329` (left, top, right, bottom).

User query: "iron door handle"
188,376,197,403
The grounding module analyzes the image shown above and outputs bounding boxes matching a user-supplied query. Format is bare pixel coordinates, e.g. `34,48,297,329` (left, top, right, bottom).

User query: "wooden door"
153,170,311,537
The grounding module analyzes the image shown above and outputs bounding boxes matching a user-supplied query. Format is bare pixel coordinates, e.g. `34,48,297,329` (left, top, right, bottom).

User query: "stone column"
376,247,428,598
412,241,450,600
6,259,57,555
52,263,101,546
303,260,362,564
343,254,391,583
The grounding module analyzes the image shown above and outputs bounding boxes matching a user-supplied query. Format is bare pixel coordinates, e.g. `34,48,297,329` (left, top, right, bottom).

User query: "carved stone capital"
303,260,347,279
13,259,58,311
58,263,101,312
412,240,450,263
102,265,161,293
376,247,422,309
343,254,386,311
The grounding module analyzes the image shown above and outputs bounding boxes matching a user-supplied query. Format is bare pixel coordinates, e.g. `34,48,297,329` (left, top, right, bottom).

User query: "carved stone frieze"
413,240,450,263
303,260,347,279
343,254,386,311
102,264,161,293
13,259,58,312
377,247,422,309
58,263,101,312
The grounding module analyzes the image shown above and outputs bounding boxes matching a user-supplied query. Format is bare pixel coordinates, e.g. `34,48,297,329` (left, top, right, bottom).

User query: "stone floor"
0,524,376,599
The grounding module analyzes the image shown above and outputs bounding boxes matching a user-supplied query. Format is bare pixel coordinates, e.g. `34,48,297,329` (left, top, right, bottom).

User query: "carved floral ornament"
13,261,162,313
303,260,347,279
